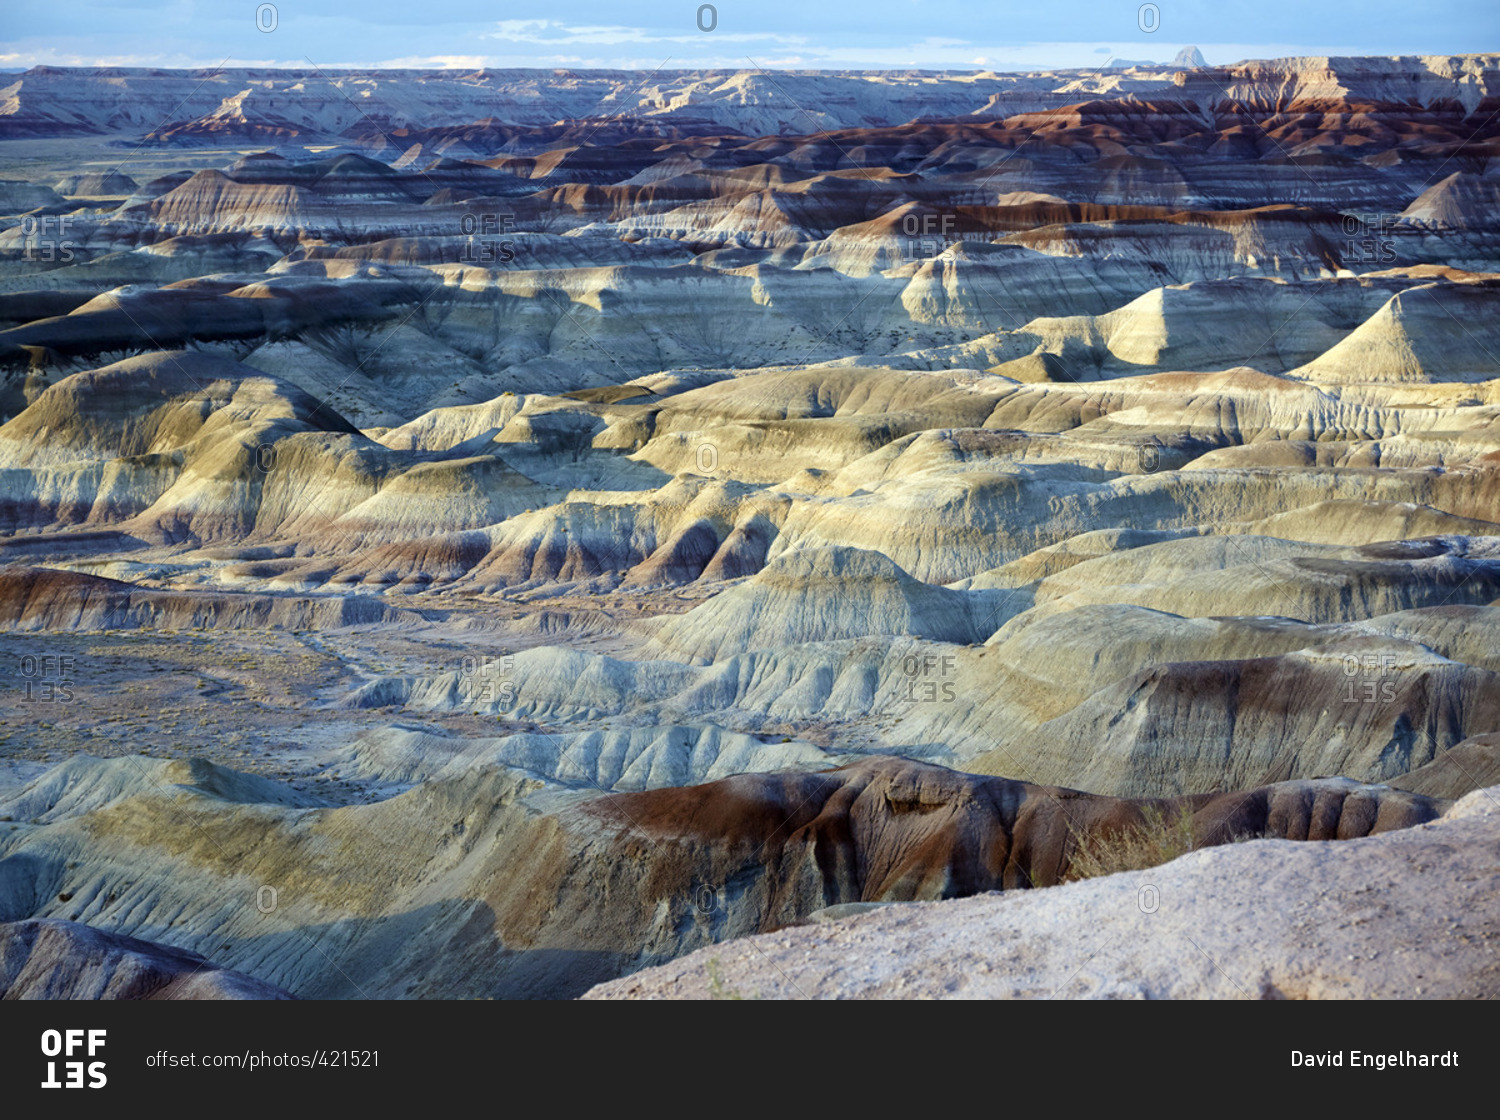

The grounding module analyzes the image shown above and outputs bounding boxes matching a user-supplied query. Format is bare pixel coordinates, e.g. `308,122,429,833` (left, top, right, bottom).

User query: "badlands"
0,55,1498,999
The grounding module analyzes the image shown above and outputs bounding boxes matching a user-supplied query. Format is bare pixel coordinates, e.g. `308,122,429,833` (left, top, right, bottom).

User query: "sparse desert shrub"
1062,805,1258,883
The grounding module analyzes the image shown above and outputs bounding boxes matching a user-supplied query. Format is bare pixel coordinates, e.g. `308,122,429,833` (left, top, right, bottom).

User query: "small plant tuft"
705,957,758,1000
1064,805,1203,883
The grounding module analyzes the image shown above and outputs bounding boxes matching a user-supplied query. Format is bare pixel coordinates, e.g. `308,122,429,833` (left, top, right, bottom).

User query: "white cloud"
374,55,491,69
491,20,553,37
481,19,807,49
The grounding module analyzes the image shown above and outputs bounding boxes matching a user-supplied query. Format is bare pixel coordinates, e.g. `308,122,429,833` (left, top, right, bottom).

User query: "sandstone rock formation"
585,782,1500,999
1,54,1497,1000
0,753,1449,998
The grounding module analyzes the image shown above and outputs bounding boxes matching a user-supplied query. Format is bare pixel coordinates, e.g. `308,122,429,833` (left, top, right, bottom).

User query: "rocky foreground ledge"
584,785,1500,1000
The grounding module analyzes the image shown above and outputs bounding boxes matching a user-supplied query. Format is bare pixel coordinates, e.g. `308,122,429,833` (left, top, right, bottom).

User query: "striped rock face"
1,55,1499,1000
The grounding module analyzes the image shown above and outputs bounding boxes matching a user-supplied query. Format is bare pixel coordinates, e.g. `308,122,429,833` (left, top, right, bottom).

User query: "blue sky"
2,0,1495,70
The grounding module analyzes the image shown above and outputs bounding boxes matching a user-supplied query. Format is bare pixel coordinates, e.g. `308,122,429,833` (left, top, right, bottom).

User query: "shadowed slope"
0,919,294,1000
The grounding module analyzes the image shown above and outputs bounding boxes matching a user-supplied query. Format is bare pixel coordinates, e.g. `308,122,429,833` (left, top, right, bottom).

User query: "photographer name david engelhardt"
1292,1051,1460,1070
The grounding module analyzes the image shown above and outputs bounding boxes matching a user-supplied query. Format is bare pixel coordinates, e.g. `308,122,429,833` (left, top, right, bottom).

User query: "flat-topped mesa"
2,57,1497,143
1173,54,1500,114
0,566,413,630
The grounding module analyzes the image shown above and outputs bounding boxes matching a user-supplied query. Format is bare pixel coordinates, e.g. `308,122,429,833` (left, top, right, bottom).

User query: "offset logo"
40,1029,107,1089
18,654,76,703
